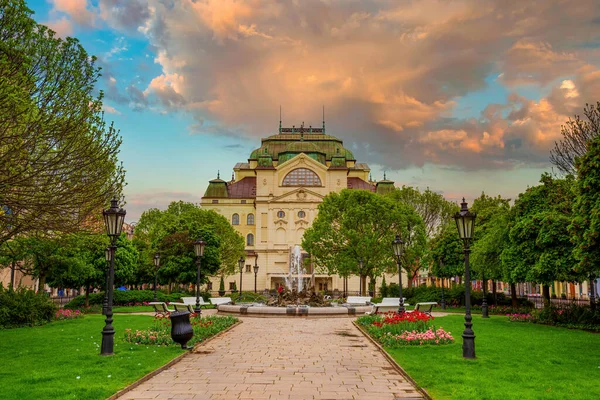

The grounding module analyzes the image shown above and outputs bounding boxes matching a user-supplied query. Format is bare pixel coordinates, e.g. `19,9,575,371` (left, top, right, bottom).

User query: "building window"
247,213,255,225
232,213,240,225
247,233,254,246
246,264,251,273
229,282,236,290
207,282,213,290
282,168,322,186
212,200,218,204
241,200,247,204
277,211,285,218
297,210,306,218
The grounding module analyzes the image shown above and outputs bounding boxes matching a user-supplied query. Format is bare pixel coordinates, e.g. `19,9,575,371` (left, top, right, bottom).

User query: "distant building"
201,123,397,294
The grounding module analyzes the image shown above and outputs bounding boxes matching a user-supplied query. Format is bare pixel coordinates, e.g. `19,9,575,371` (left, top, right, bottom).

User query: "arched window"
246,233,254,246
277,210,285,218
282,168,322,186
232,213,239,225
247,213,255,225
297,211,306,218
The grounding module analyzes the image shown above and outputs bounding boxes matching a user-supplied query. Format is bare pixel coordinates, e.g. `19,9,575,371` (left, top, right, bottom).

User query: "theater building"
201,123,397,294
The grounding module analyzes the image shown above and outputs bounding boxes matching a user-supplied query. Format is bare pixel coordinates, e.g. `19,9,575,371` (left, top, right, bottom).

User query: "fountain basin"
217,304,373,317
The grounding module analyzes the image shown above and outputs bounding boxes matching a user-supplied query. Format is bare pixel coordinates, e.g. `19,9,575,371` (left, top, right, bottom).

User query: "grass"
0,314,230,400
379,314,600,399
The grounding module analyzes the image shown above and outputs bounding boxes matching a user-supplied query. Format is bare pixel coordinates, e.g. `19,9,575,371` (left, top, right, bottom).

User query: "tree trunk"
542,284,551,306
492,280,497,305
10,261,15,290
510,283,517,308
360,275,367,296
590,278,596,311
85,286,90,307
406,270,413,288
37,273,46,294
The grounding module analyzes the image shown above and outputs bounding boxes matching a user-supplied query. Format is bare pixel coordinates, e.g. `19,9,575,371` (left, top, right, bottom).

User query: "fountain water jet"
285,245,306,292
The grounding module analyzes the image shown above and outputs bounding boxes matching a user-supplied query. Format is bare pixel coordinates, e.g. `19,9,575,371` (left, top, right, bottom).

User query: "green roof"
204,178,228,198
249,132,355,163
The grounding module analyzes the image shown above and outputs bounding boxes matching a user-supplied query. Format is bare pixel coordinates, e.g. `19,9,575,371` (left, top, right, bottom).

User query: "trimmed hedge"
0,285,57,328
382,283,533,308
64,290,211,309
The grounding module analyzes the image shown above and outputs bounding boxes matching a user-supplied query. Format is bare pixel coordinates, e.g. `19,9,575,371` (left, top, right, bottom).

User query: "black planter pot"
169,311,194,349
218,290,225,296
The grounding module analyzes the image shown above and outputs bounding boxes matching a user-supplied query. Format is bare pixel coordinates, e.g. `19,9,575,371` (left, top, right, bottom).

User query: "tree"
0,0,125,246
386,186,457,237
135,201,244,283
550,102,600,175
570,134,600,307
502,174,580,303
302,189,426,293
428,222,464,280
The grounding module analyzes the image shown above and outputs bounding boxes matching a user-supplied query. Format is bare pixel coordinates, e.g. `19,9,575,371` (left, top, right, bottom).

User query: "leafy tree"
502,174,580,303
0,0,125,245
386,186,457,237
570,134,600,307
135,201,244,284
550,102,600,175
302,189,426,293
428,222,464,280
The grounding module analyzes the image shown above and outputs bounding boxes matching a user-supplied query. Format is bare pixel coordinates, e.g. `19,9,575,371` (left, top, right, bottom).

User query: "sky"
26,0,600,222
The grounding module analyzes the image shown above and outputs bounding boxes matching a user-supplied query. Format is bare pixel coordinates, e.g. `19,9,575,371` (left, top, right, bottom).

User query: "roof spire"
217,170,220,179
383,171,386,180
279,105,282,134
231,171,235,181
322,105,325,133
369,173,373,182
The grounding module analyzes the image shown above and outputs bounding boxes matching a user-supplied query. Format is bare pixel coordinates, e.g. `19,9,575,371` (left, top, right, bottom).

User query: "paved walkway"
119,317,424,400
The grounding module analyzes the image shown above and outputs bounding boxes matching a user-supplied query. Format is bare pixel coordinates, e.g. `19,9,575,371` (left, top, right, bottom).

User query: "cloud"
50,0,96,27
102,104,121,115
44,16,73,37
118,0,600,171
124,190,201,222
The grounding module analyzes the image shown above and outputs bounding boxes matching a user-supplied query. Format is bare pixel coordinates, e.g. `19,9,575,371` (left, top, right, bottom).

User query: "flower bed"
507,313,534,322
124,315,238,346
357,311,454,347
55,309,83,321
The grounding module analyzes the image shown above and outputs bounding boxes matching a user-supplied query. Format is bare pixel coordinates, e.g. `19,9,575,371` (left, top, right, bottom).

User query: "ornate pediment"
270,188,324,203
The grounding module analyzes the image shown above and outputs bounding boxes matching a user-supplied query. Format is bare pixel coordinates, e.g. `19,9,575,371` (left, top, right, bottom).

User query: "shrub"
532,304,600,331
380,276,388,298
64,290,198,309
230,291,267,303
123,315,238,346
0,285,57,328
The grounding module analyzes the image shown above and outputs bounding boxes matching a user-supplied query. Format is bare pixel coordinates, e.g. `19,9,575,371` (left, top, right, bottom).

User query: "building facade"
201,125,397,294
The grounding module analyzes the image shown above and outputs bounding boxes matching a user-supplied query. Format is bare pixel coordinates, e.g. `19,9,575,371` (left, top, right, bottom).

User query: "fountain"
285,245,306,292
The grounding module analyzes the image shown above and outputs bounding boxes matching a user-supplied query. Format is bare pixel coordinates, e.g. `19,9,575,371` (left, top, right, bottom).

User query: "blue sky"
27,0,600,220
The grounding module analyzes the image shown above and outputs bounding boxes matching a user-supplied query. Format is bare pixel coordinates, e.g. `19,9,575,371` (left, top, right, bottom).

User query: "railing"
50,295,77,308
520,295,593,309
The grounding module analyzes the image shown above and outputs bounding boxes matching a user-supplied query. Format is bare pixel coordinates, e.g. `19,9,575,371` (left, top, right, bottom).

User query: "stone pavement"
119,317,424,400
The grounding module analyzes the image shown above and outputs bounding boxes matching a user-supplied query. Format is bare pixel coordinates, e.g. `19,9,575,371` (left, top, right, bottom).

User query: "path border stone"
108,320,243,400
352,321,433,400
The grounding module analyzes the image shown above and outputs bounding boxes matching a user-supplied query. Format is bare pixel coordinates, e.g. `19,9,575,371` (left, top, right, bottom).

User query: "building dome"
284,141,323,154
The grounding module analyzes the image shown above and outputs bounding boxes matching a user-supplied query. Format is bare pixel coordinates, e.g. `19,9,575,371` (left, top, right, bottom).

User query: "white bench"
148,302,174,316
173,297,209,312
410,302,438,316
210,297,233,306
370,298,410,313
345,296,372,306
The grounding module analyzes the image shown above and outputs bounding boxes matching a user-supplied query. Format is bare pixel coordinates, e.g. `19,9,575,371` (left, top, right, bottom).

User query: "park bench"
148,302,174,317
369,298,410,314
172,297,209,312
210,297,233,306
345,296,372,306
409,302,438,316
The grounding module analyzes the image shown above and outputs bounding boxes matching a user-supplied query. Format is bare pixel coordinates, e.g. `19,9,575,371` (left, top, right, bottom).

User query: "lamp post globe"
100,197,126,356
153,253,160,302
193,237,206,315
454,198,477,359
238,257,245,302
253,257,259,294
392,235,405,314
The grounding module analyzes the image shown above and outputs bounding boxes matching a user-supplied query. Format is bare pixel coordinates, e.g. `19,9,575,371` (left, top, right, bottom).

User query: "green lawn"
0,315,194,400
384,314,600,399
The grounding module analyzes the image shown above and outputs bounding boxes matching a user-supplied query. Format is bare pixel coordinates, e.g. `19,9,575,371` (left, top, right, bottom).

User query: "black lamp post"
392,235,405,314
439,259,446,311
253,256,259,293
103,247,110,315
193,237,206,315
481,273,489,318
153,252,160,302
101,197,126,356
238,257,245,301
358,258,364,296
454,198,477,359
